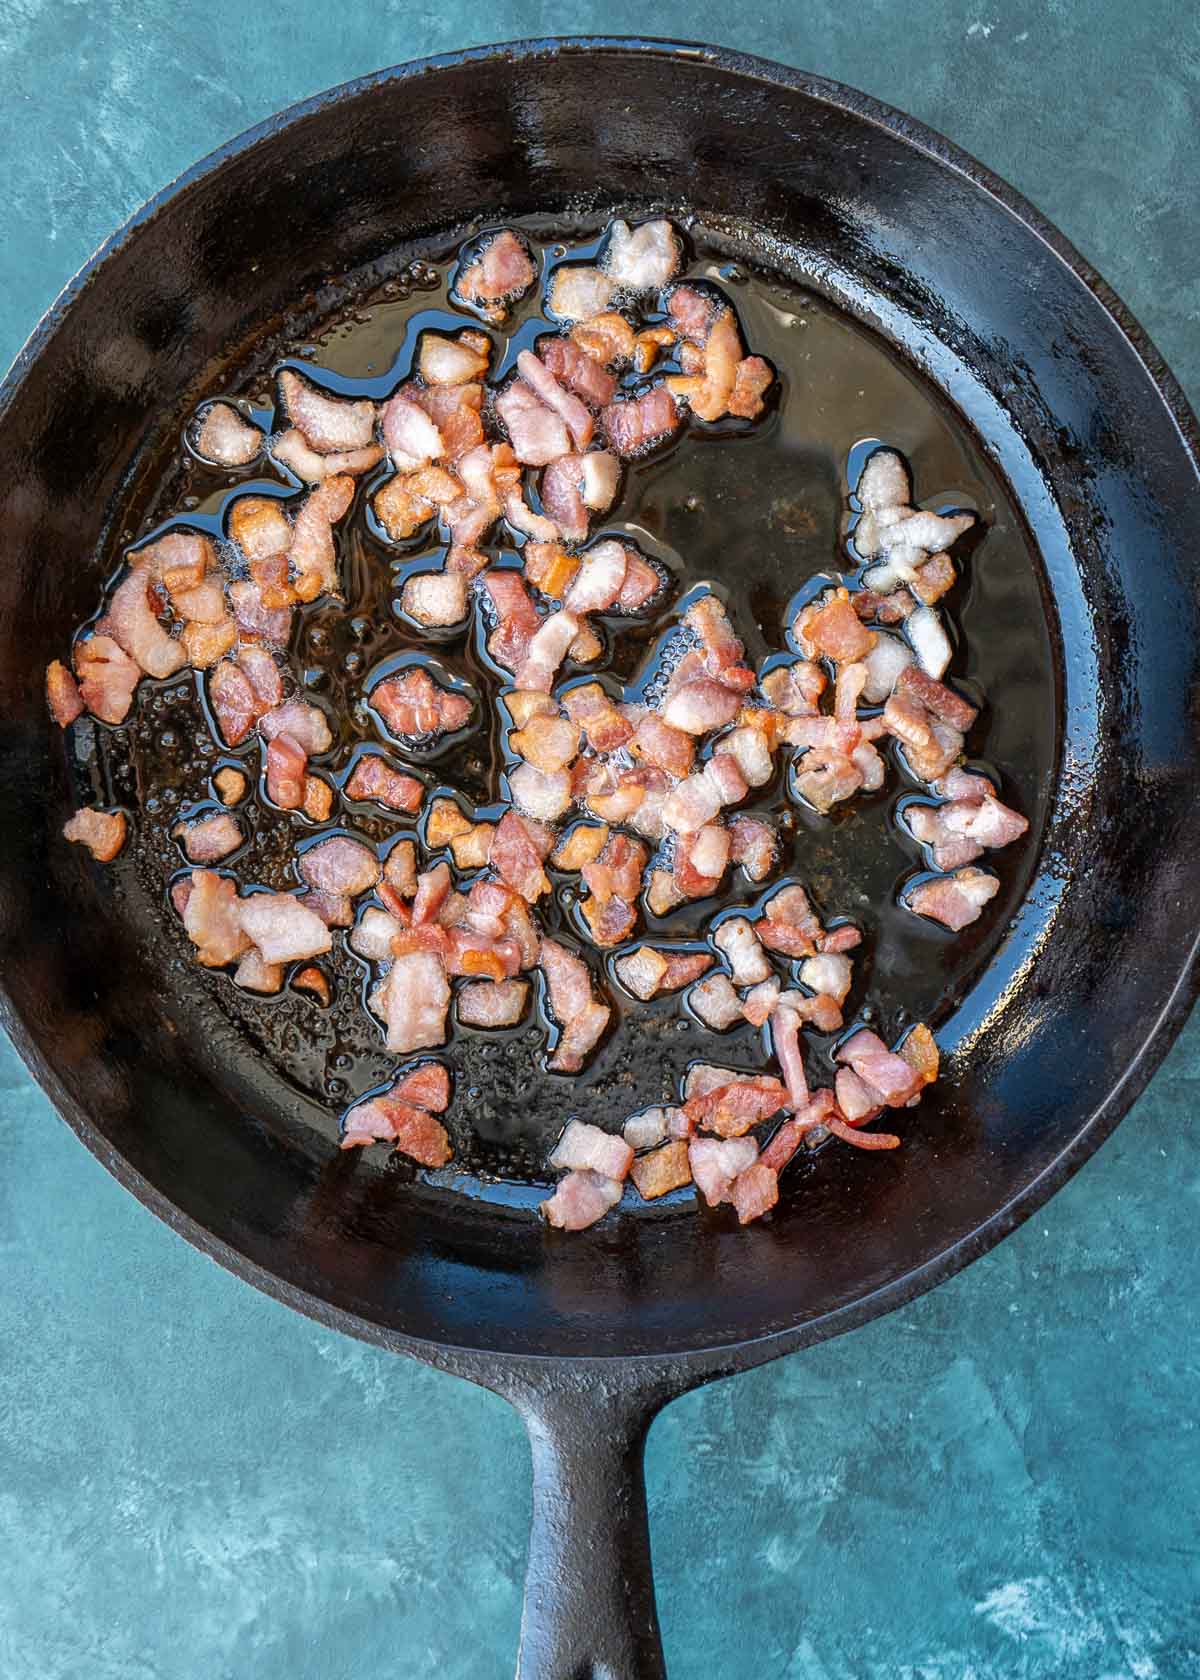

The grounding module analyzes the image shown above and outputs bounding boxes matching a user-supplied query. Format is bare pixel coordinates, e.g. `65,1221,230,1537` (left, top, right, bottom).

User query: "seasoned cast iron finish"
1,40,1198,1679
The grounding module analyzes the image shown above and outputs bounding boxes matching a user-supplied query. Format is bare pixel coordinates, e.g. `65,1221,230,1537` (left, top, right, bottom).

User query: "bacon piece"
538,336,617,408
235,891,332,964
510,712,581,773
46,659,84,727
427,798,471,848
417,330,490,386
496,380,571,466
233,949,285,993
344,753,423,813
612,553,658,613
737,978,778,1028
603,385,681,457
506,493,561,545
688,1136,759,1207
755,884,823,958
725,816,776,884
795,951,852,1007
541,1170,623,1230
562,683,635,754
457,229,535,314
265,733,307,809
509,761,572,822
689,972,743,1031
483,571,541,674
212,767,247,807
667,307,743,422
290,964,330,1005
345,1098,452,1165
898,1022,939,1089
613,946,668,1000
410,381,486,462
258,699,331,756
667,285,715,342
603,219,681,290
548,266,617,321
905,866,999,930
383,839,418,899
514,609,581,692
629,1140,692,1200
728,356,774,420
300,887,352,927
372,950,451,1053
646,868,684,916
539,454,589,542
684,1076,788,1139
271,428,382,483
714,916,773,986
712,724,772,788
177,620,234,668
279,369,376,453
692,822,734,881
517,350,593,450
550,823,607,872
490,809,552,902
524,543,580,603
563,540,628,613
409,862,451,927
573,312,638,367
288,474,354,602
854,587,917,624
448,823,492,869
621,1108,673,1150
371,667,472,739
726,1160,777,1224
166,575,225,624
381,394,443,472
582,832,647,904
540,937,611,1072
349,907,404,962
770,1003,809,1109
759,1089,839,1171
227,580,290,645
661,677,743,735
206,660,256,747
99,569,186,680
826,1114,901,1150
299,836,379,898
228,497,291,563
457,978,529,1028
895,664,978,732
911,552,957,605
761,661,825,717
196,402,262,465
63,806,126,862
836,1028,921,1107
372,473,435,541
624,712,691,779
550,1119,634,1181
179,869,251,966
796,594,875,664
172,811,241,863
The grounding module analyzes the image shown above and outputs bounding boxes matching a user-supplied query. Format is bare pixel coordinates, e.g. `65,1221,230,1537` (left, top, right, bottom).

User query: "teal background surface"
2,4,1198,1674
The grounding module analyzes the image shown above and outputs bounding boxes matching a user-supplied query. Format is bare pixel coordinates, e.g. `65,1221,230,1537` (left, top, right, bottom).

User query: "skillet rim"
2,35,1198,1378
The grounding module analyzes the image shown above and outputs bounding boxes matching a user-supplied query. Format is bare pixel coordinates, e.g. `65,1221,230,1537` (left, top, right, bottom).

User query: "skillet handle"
513,1377,673,1680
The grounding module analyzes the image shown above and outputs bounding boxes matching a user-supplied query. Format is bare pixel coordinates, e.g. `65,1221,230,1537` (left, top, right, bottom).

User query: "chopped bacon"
758,1089,838,1171
100,568,187,680
854,587,917,624
910,552,957,605
898,1022,940,1088
524,542,580,600
228,497,291,562
483,570,542,674
381,394,443,472
410,382,486,462
180,619,236,668
490,809,552,902
289,474,354,602
371,667,472,739
509,761,572,821
548,265,617,321
196,402,262,465
410,861,452,926
540,937,611,1072
417,330,490,386
827,1114,901,1150
796,593,875,664
688,1136,760,1206
613,552,659,612
741,977,781,1027
168,577,226,624
667,308,744,422
770,1004,809,1109
630,1140,692,1200
208,659,259,747
514,608,581,692
615,946,712,1000
895,664,978,732
373,472,436,541
714,916,773,985
550,1119,634,1181
836,1028,921,1106
341,1088,451,1164
603,219,681,290
761,661,825,716
279,369,376,454
578,892,636,948
173,811,241,863
728,356,774,419
561,540,628,614
573,312,638,366
291,964,331,1005
506,492,561,544
661,676,744,735
798,951,853,1006
272,428,382,483
229,580,292,644
538,336,618,408
299,836,380,898
539,454,589,542
517,349,593,450
541,1170,623,1230
496,379,572,466
344,753,423,813
236,891,332,964
582,832,647,904
755,883,823,958
213,767,247,806
349,906,404,962
666,285,714,342
457,229,536,314
265,734,307,810
623,711,691,779
374,950,451,1053
510,712,581,773
728,815,778,883
726,1160,777,1223
834,1065,883,1124
63,806,126,862
688,972,744,1031
383,838,418,899
457,977,529,1028
258,698,331,755
603,385,681,457
684,1076,788,1138
180,869,251,966
622,1108,674,1150
46,659,84,728
562,683,635,753
906,865,999,930
234,949,284,993
300,888,352,927
72,634,142,725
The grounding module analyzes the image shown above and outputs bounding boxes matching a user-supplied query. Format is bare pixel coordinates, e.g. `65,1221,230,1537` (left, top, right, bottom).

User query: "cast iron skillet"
2,38,1199,1678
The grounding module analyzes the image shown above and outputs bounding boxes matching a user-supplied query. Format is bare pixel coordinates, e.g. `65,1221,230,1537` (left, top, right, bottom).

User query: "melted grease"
84,217,1058,1197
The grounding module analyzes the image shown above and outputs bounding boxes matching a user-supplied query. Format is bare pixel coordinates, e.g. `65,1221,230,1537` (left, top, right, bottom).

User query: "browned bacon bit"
514,609,582,693
412,381,486,462
630,325,674,375
258,698,330,755
898,1023,939,1089
289,474,354,602
760,660,825,717
895,664,978,733
728,356,775,420
416,330,490,388
178,620,235,668
180,869,252,967
667,308,746,422
341,1061,452,1158
827,1114,901,1151
729,1160,779,1224
409,861,451,926
293,965,332,1006
46,659,84,728
614,946,713,1001
74,634,141,725
728,815,778,883
910,552,956,605
684,1077,788,1138
688,1136,759,1206
582,832,647,904
370,667,472,740
549,1121,633,1182
795,592,876,664
630,1140,692,1200
836,1028,921,1107
540,937,612,1073
667,285,715,343
173,812,242,863
835,1065,883,1124
550,822,608,871
483,571,541,674
195,401,262,466
229,579,292,645
99,568,188,680
63,806,126,862
755,883,824,958
237,647,282,710
562,682,635,754
624,710,692,778
573,312,638,369
674,826,730,898
214,767,247,806
278,369,376,455
490,809,553,903
265,734,307,810
400,571,469,628
343,753,423,814
579,893,637,948
853,587,917,624
603,385,681,458
381,392,444,470
426,798,472,850
510,712,582,773
456,229,536,318
447,823,492,870
372,473,435,542
758,1090,838,1172
905,865,999,931
517,350,594,450
523,542,579,600
228,497,290,563
688,972,744,1031
541,1170,623,1230
207,660,258,748
272,428,383,484
538,454,589,542
234,949,285,993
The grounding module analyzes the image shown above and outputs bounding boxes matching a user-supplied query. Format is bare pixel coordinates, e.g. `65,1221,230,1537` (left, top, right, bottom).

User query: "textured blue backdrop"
2,4,1198,1675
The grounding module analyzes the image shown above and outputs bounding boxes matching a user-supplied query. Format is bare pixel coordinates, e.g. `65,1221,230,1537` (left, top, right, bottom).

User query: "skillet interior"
1,41,1197,1360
